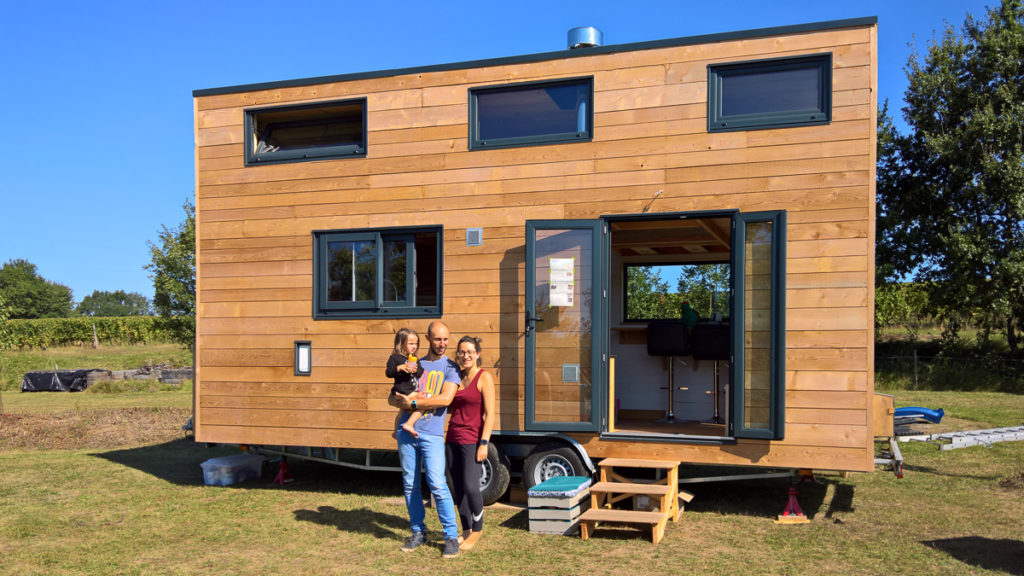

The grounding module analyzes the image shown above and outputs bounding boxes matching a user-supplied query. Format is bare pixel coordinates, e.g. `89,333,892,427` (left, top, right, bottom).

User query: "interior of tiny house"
608,214,734,439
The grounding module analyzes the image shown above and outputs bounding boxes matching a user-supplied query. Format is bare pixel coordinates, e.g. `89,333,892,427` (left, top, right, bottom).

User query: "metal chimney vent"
568,27,603,49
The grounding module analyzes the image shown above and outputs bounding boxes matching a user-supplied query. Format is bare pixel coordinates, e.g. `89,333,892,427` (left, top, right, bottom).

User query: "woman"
446,335,496,552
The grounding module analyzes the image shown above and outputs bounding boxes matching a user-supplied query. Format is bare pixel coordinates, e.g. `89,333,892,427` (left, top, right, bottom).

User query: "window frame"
244,98,367,165
707,53,831,133
312,225,443,320
469,76,594,150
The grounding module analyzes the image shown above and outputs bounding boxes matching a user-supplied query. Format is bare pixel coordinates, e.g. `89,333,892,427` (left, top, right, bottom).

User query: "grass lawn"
1,386,1022,575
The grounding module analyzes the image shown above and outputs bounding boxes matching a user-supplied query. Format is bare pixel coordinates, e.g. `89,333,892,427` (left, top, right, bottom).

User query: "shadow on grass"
91,439,403,498
901,463,1002,481
686,477,852,520
293,505,408,540
923,536,1024,576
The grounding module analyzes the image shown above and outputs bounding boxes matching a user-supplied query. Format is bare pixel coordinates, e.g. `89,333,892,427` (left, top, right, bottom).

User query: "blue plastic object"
894,406,945,424
527,476,592,497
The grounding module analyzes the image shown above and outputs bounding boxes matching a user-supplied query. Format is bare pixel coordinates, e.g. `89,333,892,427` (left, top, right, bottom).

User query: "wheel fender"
534,433,596,475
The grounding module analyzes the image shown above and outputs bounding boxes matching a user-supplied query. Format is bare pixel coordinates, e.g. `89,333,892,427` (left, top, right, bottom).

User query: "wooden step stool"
579,458,693,544
527,476,592,535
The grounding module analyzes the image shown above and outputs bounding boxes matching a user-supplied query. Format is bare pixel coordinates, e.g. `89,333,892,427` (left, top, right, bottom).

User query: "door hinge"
602,289,607,298
602,353,607,362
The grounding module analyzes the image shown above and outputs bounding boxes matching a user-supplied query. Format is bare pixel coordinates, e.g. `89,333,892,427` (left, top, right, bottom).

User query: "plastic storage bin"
201,453,265,486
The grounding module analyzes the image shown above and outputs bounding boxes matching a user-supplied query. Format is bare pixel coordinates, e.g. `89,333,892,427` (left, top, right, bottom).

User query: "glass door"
731,211,786,440
525,220,604,432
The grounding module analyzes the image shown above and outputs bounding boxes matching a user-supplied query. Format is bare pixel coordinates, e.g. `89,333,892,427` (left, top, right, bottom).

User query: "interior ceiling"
610,218,731,257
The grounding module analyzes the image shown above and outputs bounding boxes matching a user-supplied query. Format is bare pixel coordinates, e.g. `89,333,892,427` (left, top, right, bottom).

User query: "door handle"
525,312,544,335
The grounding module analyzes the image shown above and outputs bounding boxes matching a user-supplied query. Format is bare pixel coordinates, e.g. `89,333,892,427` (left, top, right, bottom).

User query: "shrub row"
0,317,187,350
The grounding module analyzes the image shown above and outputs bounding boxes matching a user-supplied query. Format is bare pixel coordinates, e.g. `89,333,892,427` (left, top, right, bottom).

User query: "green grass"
1,387,1022,575
0,343,192,391
1,381,192,414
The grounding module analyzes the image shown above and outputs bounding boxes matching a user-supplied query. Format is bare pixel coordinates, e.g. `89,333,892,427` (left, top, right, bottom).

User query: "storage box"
527,476,592,535
201,453,265,486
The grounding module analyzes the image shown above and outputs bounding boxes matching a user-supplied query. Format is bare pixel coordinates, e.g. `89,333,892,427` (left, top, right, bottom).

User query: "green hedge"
0,317,187,350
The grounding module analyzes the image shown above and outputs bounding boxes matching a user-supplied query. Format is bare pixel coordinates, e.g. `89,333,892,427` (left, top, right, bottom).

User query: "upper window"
708,54,831,132
470,77,593,150
313,226,441,319
245,99,367,165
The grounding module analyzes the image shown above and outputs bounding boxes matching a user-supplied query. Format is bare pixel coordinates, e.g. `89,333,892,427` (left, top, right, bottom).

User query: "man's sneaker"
441,537,460,559
400,531,425,552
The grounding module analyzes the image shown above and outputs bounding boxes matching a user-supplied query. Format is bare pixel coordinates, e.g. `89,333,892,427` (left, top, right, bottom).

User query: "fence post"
913,349,919,388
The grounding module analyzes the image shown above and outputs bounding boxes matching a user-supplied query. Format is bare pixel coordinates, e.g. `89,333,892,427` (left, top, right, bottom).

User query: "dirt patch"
998,472,1024,490
0,407,191,451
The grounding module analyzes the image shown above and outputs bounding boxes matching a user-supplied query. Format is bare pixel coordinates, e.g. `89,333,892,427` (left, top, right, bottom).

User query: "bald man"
389,320,461,558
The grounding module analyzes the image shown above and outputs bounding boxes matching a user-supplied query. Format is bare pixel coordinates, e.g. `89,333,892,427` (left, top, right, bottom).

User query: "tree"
675,263,730,318
145,200,195,348
77,290,152,316
0,259,74,319
625,266,680,320
877,0,1024,351
0,292,9,322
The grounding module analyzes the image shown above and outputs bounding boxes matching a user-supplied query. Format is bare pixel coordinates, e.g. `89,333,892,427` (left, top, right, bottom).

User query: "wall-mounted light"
295,341,312,376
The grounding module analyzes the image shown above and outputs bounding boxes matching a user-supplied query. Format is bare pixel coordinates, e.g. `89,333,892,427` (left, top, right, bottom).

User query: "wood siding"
194,22,877,471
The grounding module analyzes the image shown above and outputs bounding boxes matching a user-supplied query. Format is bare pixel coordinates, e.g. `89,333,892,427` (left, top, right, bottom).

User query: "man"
389,320,461,558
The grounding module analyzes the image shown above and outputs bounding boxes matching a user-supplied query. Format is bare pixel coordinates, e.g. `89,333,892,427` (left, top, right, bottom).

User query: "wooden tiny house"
193,17,879,488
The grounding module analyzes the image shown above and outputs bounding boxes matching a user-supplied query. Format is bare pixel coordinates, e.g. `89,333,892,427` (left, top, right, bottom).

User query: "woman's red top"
447,369,485,445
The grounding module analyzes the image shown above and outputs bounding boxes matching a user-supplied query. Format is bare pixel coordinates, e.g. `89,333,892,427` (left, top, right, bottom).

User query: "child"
386,328,425,438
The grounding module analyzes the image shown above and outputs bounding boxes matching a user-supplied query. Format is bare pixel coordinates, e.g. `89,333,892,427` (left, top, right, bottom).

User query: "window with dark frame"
470,77,593,150
313,226,442,319
245,99,367,165
708,54,831,132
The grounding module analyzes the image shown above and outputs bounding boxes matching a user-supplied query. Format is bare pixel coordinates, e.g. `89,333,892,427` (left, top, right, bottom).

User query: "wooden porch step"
590,481,672,496
598,457,681,470
579,508,670,544
580,508,666,524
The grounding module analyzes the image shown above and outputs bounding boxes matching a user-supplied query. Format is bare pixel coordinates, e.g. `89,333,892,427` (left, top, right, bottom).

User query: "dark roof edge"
193,16,877,98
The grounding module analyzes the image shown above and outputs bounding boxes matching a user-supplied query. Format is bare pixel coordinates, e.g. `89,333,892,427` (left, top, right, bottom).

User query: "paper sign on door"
549,257,575,307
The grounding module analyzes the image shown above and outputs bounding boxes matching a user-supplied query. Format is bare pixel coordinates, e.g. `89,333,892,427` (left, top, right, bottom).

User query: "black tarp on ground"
21,370,102,392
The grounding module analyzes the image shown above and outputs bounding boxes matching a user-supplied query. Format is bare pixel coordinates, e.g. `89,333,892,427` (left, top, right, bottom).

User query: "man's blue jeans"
397,428,459,540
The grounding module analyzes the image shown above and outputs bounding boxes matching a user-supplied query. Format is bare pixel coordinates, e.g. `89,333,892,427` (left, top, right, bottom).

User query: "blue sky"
0,0,994,304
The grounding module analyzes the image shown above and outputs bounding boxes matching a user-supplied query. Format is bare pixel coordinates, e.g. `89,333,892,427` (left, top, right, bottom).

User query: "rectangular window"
708,54,831,132
623,263,730,322
470,77,593,150
313,226,441,319
245,99,366,165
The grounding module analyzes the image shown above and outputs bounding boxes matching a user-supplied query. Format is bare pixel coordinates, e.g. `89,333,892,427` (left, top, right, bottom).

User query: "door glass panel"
533,229,592,424
743,221,773,430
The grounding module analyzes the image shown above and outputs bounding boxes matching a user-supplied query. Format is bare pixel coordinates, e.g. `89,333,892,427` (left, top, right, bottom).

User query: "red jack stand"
273,458,295,486
774,486,810,524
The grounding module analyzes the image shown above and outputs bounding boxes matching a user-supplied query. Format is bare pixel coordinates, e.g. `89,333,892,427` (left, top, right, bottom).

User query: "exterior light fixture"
295,341,312,376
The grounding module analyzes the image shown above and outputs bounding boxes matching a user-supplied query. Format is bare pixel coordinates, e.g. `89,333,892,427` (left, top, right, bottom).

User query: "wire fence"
875,353,1024,393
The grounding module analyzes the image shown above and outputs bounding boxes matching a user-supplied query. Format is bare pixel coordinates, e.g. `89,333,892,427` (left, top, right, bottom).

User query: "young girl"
386,328,425,438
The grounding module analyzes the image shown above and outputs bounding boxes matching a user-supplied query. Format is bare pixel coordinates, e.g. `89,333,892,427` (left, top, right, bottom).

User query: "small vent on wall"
466,228,483,246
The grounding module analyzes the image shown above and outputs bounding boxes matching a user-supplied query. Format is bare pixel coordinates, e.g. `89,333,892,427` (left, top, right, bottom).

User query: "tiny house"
192,17,881,495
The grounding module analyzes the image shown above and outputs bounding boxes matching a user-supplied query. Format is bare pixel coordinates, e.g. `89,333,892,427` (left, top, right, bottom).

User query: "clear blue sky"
0,0,993,304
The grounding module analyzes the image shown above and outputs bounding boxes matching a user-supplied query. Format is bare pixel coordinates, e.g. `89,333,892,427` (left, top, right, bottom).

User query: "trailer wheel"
523,442,585,488
479,443,511,505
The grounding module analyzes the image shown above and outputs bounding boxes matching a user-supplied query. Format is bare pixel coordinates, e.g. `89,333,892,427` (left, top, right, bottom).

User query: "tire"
523,442,586,489
479,443,511,505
